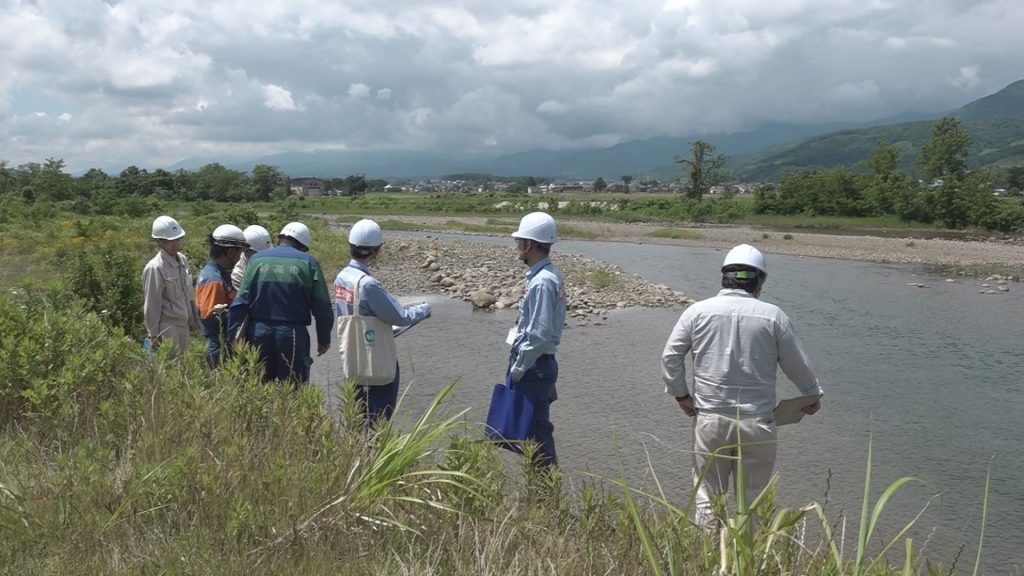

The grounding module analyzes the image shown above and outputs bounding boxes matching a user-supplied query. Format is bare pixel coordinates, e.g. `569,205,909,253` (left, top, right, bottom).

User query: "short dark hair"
350,243,380,260
528,241,551,255
208,234,241,259
721,265,765,293
279,235,308,252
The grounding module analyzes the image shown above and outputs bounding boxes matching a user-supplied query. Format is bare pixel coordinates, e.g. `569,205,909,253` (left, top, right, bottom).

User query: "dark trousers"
508,355,559,467
253,322,311,384
356,363,400,426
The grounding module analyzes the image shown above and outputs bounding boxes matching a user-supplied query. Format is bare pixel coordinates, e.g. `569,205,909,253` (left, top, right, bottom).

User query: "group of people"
142,210,824,527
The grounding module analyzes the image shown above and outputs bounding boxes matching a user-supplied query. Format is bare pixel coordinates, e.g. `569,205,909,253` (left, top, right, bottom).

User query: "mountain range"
170,79,1024,182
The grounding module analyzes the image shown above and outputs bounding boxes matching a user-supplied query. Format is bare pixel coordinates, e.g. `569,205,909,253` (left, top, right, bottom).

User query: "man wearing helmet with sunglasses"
661,244,824,529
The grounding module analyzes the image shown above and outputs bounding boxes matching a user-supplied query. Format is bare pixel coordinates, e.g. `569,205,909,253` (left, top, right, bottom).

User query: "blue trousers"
508,355,559,467
356,363,400,426
253,322,311,385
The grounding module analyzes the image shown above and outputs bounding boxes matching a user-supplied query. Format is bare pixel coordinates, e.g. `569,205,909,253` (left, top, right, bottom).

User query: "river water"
311,233,1024,574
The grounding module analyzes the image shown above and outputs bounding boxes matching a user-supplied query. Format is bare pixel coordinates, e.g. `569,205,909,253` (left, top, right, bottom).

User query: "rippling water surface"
311,233,1024,573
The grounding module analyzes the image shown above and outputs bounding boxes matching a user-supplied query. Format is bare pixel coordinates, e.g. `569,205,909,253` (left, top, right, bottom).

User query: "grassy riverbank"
0,290,986,575
0,206,999,575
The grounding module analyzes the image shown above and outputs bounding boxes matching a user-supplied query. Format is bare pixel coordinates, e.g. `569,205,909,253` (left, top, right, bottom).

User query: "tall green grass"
0,209,997,575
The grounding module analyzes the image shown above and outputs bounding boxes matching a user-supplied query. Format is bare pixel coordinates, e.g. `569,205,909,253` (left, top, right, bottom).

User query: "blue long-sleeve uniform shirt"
228,245,334,347
334,260,431,326
509,257,565,381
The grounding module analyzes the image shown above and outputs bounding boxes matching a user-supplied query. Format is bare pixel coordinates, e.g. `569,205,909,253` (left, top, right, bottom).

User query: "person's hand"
801,399,822,415
676,395,696,417
317,343,330,356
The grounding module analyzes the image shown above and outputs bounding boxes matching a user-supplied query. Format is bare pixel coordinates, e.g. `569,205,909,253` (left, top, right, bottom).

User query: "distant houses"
287,175,764,196
289,177,326,196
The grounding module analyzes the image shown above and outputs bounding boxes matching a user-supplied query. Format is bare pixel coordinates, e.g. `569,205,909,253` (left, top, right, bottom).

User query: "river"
311,233,1024,574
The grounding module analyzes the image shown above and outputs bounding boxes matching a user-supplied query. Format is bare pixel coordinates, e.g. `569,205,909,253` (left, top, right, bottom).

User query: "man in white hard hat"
661,244,823,529
231,224,272,292
228,221,333,386
334,219,432,425
196,224,248,368
492,211,566,468
142,215,200,357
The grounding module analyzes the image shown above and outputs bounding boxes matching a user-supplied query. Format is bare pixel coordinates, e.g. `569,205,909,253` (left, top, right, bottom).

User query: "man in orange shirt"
196,224,248,367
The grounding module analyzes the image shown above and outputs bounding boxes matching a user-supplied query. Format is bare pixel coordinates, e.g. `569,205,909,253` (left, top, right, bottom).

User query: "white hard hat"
348,219,383,247
511,212,558,244
152,215,185,240
211,224,247,248
722,244,766,276
279,221,312,248
243,225,273,252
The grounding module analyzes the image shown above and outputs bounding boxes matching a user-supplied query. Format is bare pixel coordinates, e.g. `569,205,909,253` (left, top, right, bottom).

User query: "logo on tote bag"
364,328,376,344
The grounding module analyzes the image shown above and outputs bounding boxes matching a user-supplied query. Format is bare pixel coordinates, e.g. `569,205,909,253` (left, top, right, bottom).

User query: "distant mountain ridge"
738,79,1024,180
169,79,1024,181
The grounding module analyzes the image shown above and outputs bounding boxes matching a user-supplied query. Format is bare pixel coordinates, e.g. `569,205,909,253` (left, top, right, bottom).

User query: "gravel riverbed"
328,215,1023,318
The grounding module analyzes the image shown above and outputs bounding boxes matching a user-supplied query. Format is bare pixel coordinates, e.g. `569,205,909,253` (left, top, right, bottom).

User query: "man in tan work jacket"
142,215,200,357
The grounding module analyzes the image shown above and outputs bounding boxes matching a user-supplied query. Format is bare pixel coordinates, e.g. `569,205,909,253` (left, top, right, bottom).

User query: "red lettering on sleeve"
336,285,354,305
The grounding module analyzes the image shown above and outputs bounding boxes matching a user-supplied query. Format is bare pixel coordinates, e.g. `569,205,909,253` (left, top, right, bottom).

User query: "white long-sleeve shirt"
661,289,823,417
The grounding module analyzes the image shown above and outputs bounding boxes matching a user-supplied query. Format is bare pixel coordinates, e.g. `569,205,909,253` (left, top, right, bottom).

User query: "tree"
0,160,14,197
919,117,971,181
593,177,607,192
861,141,903,216
33,158,73,202
75,168,114,200
674,139,727,199
919,118,976,228
1006,166,1024,191
343,174,368,196
117,166,148,196
251,164,288,201
621,175,633,193
194,163,250,201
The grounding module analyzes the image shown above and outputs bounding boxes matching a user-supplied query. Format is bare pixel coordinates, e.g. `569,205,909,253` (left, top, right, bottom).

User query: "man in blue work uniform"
499,211,566,468
334,219,432,425
228,222,334,386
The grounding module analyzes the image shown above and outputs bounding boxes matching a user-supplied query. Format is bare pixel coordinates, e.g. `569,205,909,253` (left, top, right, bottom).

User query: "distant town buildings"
287,175,765,196
289,177,326,196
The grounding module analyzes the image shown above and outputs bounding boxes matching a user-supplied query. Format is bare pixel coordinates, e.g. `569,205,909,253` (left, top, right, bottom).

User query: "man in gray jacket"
142,215,200,357
661,244,823,528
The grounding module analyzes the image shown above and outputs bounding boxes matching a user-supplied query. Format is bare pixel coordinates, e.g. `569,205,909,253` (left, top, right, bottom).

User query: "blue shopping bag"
485,377,535,453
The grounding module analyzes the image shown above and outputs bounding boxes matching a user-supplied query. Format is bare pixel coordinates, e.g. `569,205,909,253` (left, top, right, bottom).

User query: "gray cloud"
1,0,1021,171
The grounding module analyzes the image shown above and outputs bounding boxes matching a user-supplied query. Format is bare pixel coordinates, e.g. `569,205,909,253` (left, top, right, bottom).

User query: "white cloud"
348,83,371,99
262,84,300,111
0,0,1022,170
58,112,73,122
950,65,981,89
537,100,568,114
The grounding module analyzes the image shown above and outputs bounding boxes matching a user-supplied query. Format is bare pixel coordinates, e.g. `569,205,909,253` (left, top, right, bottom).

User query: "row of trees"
739,118,1022,231
0,160,388,208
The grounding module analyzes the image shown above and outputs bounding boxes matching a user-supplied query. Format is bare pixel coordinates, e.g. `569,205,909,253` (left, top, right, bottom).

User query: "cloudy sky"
2,0,1021,171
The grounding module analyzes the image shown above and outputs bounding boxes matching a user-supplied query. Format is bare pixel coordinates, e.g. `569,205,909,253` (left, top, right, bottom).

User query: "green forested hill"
739,80,1024,180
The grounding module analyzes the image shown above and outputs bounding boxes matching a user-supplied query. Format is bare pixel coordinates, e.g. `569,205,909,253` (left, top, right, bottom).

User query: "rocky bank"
364,235,695,323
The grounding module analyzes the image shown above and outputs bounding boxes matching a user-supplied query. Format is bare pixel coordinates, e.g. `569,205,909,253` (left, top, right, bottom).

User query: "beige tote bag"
337,274,398,386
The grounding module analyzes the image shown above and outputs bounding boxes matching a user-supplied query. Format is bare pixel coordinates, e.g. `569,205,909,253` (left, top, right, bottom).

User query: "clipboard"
392,324,415,338
773,394,822,426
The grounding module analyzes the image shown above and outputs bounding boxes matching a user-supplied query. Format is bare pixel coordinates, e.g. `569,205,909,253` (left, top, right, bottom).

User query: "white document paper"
505,327,516,345
773,394,822,426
